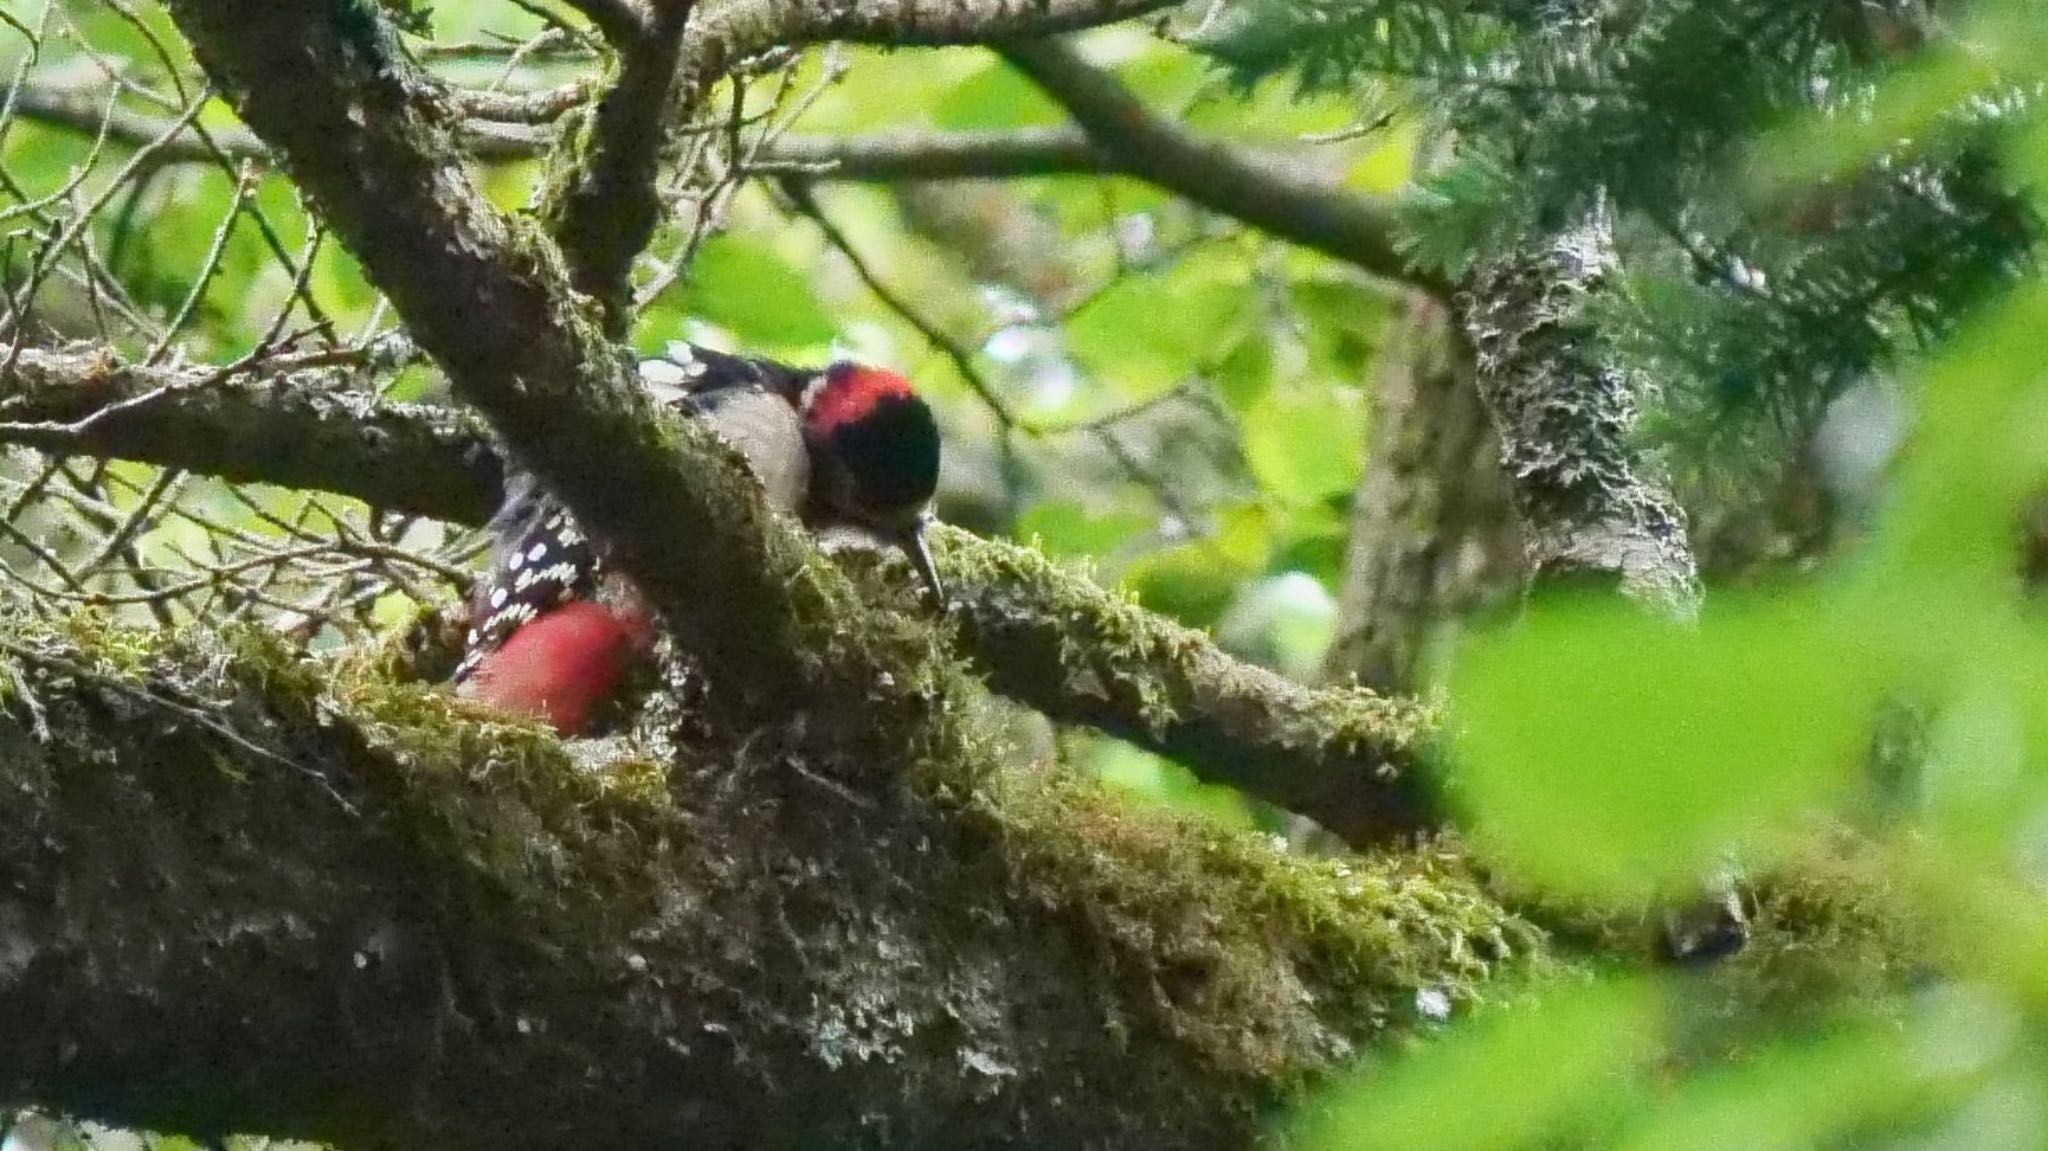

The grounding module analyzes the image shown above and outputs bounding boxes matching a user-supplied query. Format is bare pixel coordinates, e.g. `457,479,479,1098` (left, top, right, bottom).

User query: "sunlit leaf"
677,234,837,349
1066,247,1254,393
1017,499,1154,559
1613,1025,1933,1151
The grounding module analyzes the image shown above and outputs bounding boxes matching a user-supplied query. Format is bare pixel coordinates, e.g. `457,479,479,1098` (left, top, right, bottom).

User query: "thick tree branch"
562,0,652,48
1454,209,1702,617
0,621,1532,1150
0,346,1438,843
1323,298,1520,695
0,346,500,523
159,0,942,758
938,527,1439,842
540,0,694,330
996,37,1438,294
9,82,549,162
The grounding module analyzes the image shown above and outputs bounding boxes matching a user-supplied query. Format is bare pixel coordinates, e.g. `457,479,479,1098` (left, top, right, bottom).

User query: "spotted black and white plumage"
451,471,598,685
453,342,820,686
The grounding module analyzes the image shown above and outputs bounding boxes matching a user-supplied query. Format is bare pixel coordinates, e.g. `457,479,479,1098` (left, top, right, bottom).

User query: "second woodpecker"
453,343,944,734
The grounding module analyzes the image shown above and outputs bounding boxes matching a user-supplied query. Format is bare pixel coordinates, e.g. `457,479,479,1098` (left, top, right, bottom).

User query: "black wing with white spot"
452,470,599,684
636,341,811,411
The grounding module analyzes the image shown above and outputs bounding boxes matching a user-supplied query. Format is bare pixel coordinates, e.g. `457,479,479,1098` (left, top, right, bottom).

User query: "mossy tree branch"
0,345,1440,842
0,621,1536,1150
539,0,694,331
935,527,1440,843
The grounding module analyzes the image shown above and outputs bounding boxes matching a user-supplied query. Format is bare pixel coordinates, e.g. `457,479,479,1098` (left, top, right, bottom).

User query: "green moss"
938,526,1437,758
326,650,677,916
1676,829,1929,1054
962,767,1554,1093
6,610,1957,1147
52,615,678,929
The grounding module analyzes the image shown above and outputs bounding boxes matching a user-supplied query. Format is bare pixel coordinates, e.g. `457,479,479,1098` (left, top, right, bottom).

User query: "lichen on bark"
1455,207,1702,619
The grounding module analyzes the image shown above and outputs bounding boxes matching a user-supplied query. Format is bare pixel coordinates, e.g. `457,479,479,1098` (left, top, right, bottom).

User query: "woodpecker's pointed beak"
901,513,945,603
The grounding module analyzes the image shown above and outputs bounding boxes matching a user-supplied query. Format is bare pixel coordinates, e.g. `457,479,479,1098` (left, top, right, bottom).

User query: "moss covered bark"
0,616,1543,1149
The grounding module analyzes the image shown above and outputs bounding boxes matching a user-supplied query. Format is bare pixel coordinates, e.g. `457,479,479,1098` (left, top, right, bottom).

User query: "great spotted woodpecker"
453,343,943,734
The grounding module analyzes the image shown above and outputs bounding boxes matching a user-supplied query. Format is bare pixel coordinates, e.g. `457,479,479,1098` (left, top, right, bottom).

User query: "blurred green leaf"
1017,499,1153,559
934,58,1062,131
1124,539,1252,626
1066,247,1254,394
1294,978,1662,1151
1614,1022,1950,1151
1211,327,1276,412
1088,739,1260,828
677,233,837,349
1242,387,1365,506
1450,595,1894,899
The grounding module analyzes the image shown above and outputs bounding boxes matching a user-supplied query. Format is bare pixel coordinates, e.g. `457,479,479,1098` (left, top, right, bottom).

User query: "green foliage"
1252,2,2048,1146
1204,0,2040,485
1450,595,1894,900
1292,978,1660,1151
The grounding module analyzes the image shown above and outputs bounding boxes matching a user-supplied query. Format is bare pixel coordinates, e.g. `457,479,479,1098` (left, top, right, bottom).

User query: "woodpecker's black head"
803,363,944,599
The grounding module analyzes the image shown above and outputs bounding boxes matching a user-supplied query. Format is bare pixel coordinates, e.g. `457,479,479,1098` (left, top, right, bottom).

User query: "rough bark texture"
536,1,692,333
1322,299,1521,695
1454,210,1702,618
0,619,1535,1150
0,346,501,525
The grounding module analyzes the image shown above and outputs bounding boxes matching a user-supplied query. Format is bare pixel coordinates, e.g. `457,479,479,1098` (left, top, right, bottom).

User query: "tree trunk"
1323,297,1521,695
